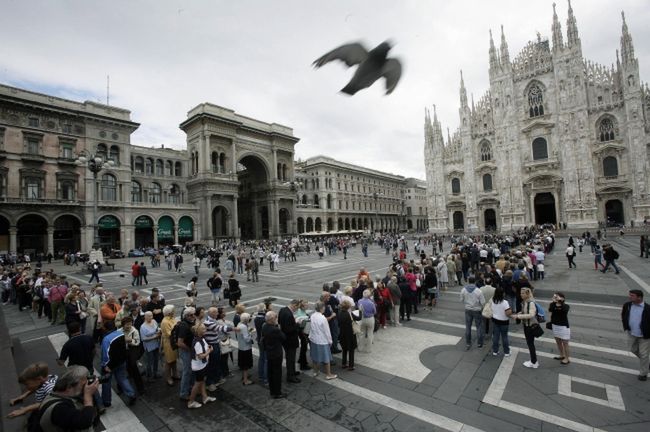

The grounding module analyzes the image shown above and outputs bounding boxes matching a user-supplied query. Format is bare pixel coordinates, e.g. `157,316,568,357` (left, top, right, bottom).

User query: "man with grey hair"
38,365,98,432
278,299,301,383
177,307,197,400
262,310,287,398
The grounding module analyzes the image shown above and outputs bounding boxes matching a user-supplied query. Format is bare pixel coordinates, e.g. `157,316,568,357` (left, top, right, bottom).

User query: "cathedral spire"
552,2,564,51
499,25,510,65
460,70,468,108
566,0,580,47
620,11,636,65
488,29,498,69
432,104,438,123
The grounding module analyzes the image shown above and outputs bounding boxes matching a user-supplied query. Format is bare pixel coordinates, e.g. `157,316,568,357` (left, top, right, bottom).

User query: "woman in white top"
187,324,216,409
308,301,337,380
490,286,513,357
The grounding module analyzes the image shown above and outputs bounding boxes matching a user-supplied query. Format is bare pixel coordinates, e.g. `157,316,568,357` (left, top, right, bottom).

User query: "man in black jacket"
278,300,301,383
622,289,650,381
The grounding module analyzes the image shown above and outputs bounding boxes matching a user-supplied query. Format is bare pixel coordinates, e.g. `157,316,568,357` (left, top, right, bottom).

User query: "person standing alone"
622,289,650,381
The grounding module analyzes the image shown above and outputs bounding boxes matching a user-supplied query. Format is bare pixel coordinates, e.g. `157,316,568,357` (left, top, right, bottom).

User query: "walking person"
601,244,621,274
460,276,485,350
131,261,140,286
88,261,101,284
621,289,650,381
550,292,571,365
512,287,540,368
139,262,148,285
565,243,576,269
193,255,201,275
490,286,512,356
594,245,605,270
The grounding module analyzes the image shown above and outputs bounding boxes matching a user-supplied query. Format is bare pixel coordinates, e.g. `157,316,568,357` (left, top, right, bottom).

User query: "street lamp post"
76,151,114,250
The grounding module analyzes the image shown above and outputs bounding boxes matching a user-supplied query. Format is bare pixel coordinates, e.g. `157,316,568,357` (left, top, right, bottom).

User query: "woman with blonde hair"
309,301,337,380
512,287,540,368
161,304,179,385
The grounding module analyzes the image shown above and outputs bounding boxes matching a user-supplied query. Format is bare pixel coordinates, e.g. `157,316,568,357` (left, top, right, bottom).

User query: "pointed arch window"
480,141,492,161
482,173,493,191
599,118,615,142
527,83,545,118
532,137,548,160
603,156,618,177
451,178,461,194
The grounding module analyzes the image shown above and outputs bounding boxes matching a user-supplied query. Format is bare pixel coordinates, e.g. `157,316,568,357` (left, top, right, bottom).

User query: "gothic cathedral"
424,2,650,233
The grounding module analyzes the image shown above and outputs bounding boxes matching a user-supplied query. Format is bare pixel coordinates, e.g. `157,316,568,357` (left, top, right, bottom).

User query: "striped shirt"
35,375,57,402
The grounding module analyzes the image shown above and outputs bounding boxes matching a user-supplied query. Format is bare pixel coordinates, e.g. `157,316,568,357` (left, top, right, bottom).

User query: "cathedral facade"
424,3,650,233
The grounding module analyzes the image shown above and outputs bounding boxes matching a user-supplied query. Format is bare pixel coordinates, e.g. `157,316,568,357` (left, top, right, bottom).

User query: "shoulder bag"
482,300,493,319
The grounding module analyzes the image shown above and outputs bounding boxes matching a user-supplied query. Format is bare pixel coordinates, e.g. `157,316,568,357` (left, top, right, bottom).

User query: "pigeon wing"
381,58,402,94
312,43,368,68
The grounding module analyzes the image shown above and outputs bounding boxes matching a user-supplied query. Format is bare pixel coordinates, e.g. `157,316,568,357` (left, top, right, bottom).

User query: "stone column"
9,227,17,255
272,149,278,181
231,141,237,174
204,195,212,241
552,190,560,225
174,225,179,245
251,202,259,239
232,196,239,239
123,225,134,252
203,132,211,173
47,228,54,255
153,224,158,248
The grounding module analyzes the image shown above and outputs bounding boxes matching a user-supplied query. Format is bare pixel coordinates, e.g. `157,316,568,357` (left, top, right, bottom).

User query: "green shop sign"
134,216,153,229
178,216,193,238
157,216,174,239
98,215,119,229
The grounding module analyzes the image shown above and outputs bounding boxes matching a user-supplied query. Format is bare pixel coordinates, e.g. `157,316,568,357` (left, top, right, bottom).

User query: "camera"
89,373,111,384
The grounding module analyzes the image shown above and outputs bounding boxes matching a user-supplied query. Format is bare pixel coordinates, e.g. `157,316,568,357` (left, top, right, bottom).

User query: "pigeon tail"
340,83,358,95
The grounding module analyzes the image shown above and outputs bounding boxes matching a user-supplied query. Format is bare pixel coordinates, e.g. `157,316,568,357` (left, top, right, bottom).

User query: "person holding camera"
550,292,571,365
37,366,98,432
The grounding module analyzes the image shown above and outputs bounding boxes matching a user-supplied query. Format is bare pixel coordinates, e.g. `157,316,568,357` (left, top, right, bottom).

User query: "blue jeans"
144,348,159,378
179,349,195,397
206,343,222,385
602,259,620,273
258,349,268,384
491,322,510,354
329,319,340,351
464,310,483,346
102,363,135,406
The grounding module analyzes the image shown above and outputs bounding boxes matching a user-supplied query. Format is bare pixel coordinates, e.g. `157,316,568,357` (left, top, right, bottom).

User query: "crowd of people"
3,226,650,431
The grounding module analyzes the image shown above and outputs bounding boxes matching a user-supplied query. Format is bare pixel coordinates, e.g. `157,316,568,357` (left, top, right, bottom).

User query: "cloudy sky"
1,0,649,180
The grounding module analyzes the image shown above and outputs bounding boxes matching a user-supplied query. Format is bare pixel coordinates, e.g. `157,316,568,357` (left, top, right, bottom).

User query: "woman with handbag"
490,286,513,357
338,300,361,370
512,287,542,369
549,292,571,365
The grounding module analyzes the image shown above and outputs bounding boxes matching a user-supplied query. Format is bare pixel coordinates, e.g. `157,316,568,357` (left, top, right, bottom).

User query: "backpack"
169,321,182,350
613,250,619,260
191,337,208,363
533,302,546,323
28,396,64,432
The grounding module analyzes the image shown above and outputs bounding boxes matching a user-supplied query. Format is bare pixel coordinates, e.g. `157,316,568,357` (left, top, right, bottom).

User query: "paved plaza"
4,235,650,432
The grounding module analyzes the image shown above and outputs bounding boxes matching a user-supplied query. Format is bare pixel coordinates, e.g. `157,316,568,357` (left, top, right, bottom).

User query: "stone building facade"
424,3,650,233
404,178,428,232
294,156,408,234
0,84,200,255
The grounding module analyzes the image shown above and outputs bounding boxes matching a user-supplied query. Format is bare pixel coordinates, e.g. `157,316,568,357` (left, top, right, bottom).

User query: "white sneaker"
523,361,539,369
203,396,216,404
504,353,511,357
207,384,217,392
187,401,202,409
492,352,499,356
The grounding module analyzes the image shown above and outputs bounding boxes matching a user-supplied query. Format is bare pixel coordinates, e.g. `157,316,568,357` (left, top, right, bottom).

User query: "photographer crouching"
37,365,99,432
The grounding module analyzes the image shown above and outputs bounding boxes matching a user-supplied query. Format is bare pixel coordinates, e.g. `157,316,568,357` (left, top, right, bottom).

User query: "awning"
157,216,174,240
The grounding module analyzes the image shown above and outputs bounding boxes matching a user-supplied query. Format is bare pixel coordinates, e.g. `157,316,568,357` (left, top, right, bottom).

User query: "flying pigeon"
312,40,402,95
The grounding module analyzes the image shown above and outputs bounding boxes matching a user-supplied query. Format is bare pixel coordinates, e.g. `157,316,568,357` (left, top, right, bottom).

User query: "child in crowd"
7,362,58,418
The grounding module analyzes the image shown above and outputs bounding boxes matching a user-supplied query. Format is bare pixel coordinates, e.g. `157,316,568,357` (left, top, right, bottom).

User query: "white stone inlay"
557,374,625,411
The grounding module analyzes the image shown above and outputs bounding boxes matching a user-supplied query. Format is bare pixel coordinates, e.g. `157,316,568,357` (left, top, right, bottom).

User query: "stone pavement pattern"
4,236,650,431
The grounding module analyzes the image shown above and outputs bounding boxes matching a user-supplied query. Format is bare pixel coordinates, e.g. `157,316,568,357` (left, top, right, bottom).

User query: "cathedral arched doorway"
212,206,229,238
484,209,497,231
236,155,270,239
453,211,464,230
605,199,624,225
534,193,557,224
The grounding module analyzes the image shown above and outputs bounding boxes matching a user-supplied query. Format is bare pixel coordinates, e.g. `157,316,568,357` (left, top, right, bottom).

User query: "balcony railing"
0,197,78,205
596,174,628,186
